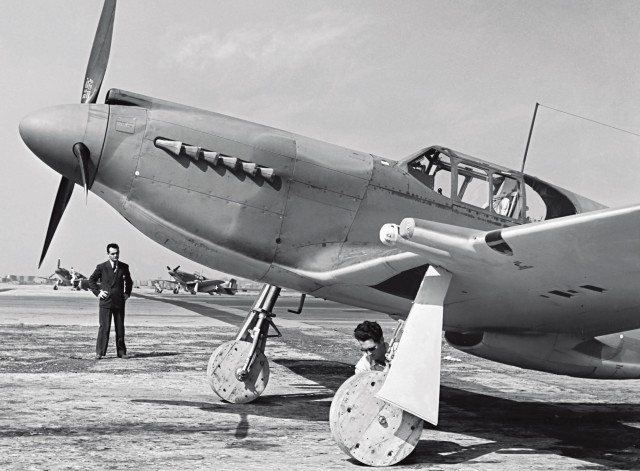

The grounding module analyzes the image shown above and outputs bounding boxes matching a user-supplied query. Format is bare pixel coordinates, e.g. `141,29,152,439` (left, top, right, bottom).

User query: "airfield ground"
1,284,640,470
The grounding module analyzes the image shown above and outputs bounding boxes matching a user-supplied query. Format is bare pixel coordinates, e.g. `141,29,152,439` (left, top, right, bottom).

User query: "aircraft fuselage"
21,89,615,333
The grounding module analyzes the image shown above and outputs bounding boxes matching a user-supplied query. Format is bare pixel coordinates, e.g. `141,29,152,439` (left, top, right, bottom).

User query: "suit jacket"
88,260,133,309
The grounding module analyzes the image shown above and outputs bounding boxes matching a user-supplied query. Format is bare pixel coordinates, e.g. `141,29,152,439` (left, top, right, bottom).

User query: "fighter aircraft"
18,1,640,466
46,259,90,291
155,265,237,295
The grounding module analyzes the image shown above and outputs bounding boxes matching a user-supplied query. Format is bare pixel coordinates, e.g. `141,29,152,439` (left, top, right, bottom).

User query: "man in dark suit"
88,243,133,359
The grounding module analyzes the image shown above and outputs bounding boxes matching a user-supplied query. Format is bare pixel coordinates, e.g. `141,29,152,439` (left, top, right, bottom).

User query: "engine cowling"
444,329,640,379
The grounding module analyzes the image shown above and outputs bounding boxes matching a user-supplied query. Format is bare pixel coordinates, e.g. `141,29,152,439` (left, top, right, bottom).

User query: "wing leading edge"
381,203,640,336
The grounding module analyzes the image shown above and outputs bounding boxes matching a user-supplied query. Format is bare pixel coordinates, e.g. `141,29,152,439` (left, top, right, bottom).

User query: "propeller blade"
167,266,172,271
39,177,75,268
81,0,117,104
73,142,91,202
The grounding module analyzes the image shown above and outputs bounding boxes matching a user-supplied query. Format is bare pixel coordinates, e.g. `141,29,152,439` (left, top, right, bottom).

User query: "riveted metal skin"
269,138,374,274
106,93,295,282
90,105,145,215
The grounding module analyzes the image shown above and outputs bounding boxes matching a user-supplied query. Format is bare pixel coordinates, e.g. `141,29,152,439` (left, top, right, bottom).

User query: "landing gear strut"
207,284,281,403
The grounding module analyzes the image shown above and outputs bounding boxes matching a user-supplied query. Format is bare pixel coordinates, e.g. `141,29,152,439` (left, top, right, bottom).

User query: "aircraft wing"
152,279,178,285
381,203,640,336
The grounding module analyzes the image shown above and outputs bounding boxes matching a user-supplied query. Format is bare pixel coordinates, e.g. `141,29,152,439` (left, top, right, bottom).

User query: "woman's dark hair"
354,321,383,343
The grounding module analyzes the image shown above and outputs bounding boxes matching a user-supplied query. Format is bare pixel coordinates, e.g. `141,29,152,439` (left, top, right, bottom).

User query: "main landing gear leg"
206,284,281,403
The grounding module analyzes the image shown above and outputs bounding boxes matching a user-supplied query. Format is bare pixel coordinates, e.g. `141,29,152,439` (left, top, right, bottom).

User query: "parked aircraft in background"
19,1,640,466
47,259,90,290
151,279,174,293
154,265,237,295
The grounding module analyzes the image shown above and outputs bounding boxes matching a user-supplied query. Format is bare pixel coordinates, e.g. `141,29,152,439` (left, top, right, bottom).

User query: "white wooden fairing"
376,266,452,425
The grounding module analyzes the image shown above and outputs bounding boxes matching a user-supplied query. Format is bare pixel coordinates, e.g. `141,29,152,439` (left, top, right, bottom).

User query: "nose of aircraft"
19,104,108,183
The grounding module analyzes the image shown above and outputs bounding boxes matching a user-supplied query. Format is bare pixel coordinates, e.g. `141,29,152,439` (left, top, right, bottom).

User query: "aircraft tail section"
227,279,237,293
220,278,237,294
203,278,238,295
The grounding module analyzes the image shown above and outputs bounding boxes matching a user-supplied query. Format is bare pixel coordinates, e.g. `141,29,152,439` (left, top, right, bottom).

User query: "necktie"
113,262,117,273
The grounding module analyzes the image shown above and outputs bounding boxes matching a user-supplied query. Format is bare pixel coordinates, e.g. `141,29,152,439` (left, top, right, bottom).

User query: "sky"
2,0,640,280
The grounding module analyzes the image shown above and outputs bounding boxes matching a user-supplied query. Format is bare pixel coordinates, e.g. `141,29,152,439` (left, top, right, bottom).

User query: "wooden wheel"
207,340,269,403
329,371,424,466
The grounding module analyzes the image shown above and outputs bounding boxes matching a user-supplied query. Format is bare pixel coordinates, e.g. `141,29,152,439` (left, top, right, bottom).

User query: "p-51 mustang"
154,265,237,295
46,259,90,291
19,1,640,466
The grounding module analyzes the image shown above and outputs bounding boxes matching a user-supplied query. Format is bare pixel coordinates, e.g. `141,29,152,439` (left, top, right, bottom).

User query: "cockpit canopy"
403,146,602,222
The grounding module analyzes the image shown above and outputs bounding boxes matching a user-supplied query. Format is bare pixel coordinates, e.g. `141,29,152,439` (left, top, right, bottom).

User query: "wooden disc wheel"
329,371,424,466
207,340,270,403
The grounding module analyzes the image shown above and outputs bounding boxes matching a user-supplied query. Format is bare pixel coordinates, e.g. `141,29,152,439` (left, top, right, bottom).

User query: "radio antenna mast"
521,102,539,173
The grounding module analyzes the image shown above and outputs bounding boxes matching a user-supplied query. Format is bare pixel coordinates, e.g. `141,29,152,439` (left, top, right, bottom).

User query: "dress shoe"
95,354,102,360
118,354,128,359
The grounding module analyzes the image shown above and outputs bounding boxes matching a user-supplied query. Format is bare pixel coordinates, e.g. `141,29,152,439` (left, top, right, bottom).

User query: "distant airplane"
47,259,90,290
154,265,237,295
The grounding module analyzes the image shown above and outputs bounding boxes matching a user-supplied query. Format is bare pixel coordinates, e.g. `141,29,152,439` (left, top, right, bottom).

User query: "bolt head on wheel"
235,367,249,381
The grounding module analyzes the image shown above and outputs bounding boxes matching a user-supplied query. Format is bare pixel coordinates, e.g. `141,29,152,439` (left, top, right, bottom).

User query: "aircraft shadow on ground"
132,391,335,440
124,337,640,469
273,358,353,392
401,385,640,469
132,359,352,439
277,359,640,468
132,292,244,326
129,352,180,359
133,391,335,420
139,357,640,469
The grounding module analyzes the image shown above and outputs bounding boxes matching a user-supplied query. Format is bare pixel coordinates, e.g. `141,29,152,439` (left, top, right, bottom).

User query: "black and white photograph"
2,1,640,469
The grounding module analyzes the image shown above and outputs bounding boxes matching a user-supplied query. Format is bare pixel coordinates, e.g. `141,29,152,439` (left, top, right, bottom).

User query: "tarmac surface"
2,284,640,470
